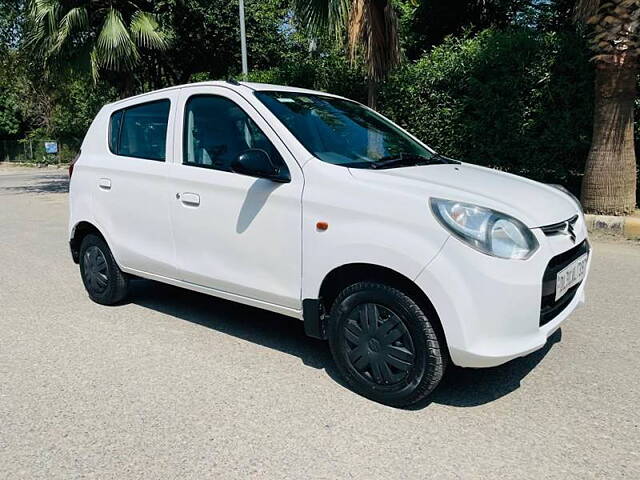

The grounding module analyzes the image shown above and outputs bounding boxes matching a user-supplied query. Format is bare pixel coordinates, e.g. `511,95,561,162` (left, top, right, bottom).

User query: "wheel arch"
305,263,448,357
69,221,107,264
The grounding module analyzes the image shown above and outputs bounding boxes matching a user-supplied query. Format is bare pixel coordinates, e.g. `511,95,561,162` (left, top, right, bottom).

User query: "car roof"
108,81,346,108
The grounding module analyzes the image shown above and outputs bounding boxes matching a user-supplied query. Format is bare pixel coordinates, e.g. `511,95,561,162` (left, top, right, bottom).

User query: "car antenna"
226,77,255,90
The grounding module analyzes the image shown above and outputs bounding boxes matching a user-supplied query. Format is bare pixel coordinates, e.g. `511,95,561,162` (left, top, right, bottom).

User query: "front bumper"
415,216,591,368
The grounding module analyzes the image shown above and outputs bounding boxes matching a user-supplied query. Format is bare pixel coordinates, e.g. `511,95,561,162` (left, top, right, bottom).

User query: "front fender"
301,159,449,301
301,233,448,301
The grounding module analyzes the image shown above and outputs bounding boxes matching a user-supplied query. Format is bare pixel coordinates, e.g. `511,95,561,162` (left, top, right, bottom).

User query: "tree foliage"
0,1,24,137
293,0,401,106
0,0,637,207
150,0,292,85
26,0,169,85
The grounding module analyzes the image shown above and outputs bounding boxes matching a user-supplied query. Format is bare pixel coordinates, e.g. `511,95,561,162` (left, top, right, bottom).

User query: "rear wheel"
79,234,128,305
328,282,445,407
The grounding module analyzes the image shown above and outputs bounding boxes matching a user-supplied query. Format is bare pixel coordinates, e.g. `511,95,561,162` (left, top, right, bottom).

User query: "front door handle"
98,178,111,190
179,192,200,207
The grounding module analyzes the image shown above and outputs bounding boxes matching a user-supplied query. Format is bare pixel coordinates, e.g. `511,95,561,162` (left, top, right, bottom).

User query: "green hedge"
248,50,367,103
379,29,595,194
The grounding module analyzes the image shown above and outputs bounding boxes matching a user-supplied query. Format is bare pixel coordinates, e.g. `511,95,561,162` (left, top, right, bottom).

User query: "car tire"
79,234,129,305
328,282,445,407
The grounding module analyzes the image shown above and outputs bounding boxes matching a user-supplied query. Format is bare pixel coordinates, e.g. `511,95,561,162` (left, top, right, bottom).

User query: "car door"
168,86,304,311
91,92,178,278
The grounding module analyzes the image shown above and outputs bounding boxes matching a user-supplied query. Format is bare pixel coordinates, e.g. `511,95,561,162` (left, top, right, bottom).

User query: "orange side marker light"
316,221,329,231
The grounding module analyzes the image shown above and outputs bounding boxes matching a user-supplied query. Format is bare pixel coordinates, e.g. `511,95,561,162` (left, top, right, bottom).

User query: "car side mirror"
231,149,290,183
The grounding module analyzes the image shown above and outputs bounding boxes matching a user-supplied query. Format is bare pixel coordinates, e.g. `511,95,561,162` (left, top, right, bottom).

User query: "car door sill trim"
122,267,303,319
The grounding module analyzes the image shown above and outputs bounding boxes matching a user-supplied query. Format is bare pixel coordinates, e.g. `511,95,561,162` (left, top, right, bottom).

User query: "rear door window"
109,100,170,161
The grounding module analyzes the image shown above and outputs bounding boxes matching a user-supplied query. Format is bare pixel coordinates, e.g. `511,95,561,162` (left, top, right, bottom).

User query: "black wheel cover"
82,245,109,294
343,302,416,388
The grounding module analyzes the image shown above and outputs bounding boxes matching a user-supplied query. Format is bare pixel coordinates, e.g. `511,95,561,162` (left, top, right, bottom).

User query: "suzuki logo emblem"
564,221,576,243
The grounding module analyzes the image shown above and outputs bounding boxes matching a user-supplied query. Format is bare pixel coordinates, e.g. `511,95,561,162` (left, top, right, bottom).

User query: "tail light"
69,151,81,178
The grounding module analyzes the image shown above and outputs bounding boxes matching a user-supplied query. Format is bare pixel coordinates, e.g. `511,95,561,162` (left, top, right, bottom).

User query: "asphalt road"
1,167,639,479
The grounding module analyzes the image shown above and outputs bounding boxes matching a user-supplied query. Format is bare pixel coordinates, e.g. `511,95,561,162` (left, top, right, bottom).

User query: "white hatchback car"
69,81,591,407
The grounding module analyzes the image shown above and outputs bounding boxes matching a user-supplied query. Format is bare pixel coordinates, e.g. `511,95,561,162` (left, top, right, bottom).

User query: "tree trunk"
367,78,378,109
581,62,638,214
366,78,384,157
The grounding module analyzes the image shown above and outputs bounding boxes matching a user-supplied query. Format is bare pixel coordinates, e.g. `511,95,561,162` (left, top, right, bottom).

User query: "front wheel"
328,282,446,407
79,234,129,305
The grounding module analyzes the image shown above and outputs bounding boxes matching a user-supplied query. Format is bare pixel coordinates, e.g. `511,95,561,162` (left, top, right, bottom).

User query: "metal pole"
239,0,248,80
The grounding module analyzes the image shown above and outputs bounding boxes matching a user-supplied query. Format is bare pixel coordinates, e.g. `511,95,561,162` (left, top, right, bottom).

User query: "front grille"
540,239,590,326
541,215,579,239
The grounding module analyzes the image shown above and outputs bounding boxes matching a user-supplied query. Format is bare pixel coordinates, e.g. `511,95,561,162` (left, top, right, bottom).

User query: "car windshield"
254,91,436,168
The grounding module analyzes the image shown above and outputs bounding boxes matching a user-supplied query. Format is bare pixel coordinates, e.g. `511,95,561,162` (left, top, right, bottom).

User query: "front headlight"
430,198,539,260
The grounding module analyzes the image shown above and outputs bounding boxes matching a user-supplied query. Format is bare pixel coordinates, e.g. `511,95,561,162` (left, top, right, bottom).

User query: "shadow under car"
126,278,562,409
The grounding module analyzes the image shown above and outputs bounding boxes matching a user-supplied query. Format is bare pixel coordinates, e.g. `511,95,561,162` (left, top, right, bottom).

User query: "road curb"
585,214,640,240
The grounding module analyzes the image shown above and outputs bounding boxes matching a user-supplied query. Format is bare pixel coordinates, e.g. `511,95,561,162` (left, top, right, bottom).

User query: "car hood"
348,162,578,228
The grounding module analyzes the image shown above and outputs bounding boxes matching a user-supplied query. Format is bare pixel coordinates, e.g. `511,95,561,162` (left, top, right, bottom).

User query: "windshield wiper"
370,153,428,169
370,153,452,169
345,153,461,170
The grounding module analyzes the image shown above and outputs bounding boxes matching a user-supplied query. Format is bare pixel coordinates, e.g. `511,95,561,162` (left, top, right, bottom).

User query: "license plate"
555,253,588,301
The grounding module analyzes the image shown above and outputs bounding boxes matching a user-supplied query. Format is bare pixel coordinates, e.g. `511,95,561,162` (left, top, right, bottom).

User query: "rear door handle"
179,192,200,207
98,178,111,190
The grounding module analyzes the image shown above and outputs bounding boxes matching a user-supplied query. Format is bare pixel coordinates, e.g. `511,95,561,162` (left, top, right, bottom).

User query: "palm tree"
576,0,639,214
26,0,169,89
295,0,401,108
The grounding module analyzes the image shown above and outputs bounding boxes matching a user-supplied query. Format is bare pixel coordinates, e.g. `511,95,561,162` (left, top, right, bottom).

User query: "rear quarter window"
108,110,123,153
108,99,170,161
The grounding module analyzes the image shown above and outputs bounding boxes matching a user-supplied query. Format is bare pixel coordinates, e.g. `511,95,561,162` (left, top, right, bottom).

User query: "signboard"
44,141,58,154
